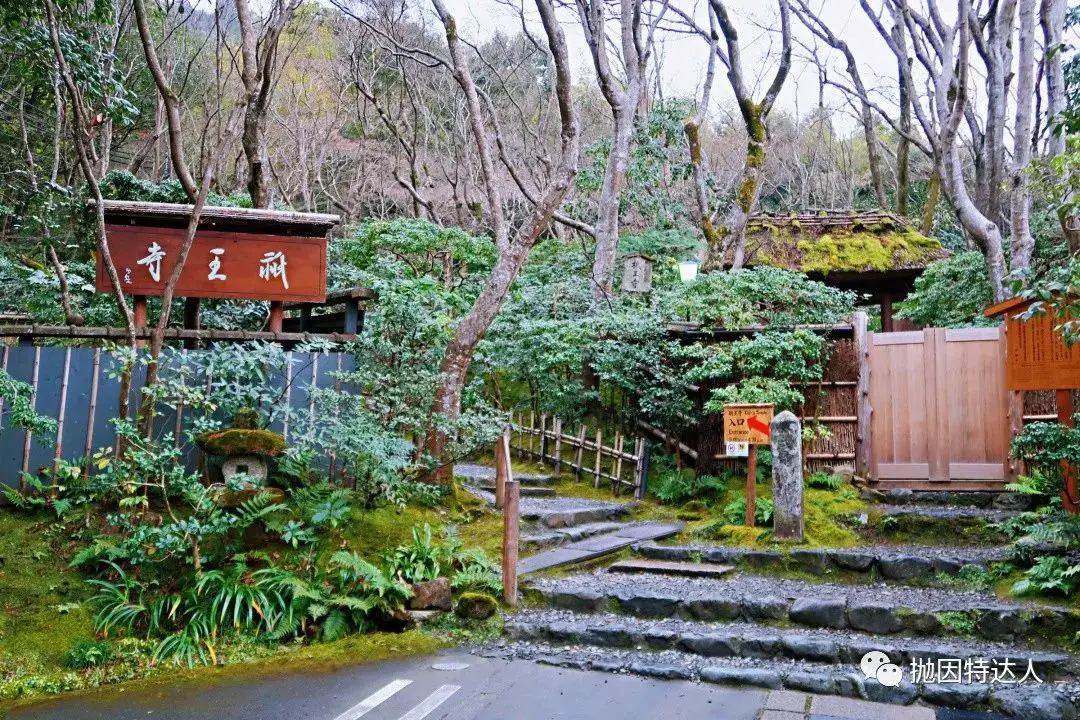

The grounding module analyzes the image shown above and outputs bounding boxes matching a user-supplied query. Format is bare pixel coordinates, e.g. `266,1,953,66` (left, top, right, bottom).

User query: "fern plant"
1012,556,1080,596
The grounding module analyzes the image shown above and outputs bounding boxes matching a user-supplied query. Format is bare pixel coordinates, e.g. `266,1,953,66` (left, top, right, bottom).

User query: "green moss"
934,610,978,637
684,121,702,163
737,177,757,213
739,99,766,142
746,141,765,169
796,228,943,273
197,428,286,457
454,592,498,620
232,407,259,430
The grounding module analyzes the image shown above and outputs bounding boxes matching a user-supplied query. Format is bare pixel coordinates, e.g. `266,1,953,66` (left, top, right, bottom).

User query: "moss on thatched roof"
738,210,948,274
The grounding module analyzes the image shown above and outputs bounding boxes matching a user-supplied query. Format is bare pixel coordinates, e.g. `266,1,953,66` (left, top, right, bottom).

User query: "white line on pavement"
331,678,413,720
396,684,462,720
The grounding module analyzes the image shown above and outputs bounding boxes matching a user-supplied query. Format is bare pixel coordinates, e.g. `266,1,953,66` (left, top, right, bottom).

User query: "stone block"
771,411,804,542
789,597,847,628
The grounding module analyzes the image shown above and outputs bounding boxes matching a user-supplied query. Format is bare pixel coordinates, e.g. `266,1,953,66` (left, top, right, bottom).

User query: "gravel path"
641,541,1009,562
528,569,1062,612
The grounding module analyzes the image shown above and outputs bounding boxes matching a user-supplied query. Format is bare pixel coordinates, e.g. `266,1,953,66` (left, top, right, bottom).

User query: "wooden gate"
867,327,1011,488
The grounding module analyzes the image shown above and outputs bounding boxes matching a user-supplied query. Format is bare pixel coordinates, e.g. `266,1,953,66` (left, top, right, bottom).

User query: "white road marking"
331,679,413,720
396,684,461,720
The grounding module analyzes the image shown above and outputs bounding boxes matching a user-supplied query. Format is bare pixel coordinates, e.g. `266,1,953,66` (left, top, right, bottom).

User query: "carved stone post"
771,410,804,542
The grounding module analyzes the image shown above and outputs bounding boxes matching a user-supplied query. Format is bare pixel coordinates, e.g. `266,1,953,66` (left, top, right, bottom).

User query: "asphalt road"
3,653,767,720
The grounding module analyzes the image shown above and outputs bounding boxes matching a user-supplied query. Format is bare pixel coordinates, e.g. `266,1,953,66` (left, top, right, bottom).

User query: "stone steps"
480,638,1078,718
522,521,628,551
504,609,1073,679
477,484,556,497
454,463,557,486
879,505,1020,522
525,571,1077,642
608,558,736,579
633,542,1007,582
871,488,1038,511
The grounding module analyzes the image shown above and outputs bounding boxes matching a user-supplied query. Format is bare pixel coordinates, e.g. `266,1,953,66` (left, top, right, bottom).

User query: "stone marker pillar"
771,410,804,542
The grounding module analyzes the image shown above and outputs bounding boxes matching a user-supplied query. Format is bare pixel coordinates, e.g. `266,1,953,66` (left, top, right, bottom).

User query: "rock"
635,544,687,561
536,655,586,670
790,549,829,575
615,590,680,618
550,589,608,613
771,411,805,542
932,557,965,576
545,621,588,642
676,632,740,657
830,466,856,483
829,550,876,571
789,597,847,628
859,488,887,502
504,622,539,640
977,608,1028,641
742,550,784,568
784,672,835,694
408,609,443,624
992,493,1035,511
680,597,740,621
703,547,738,563
848,602,904,634
742,595,789,620
640,628,677,650
834,673,865,699
627,662,693,681
864,679,918,705
899,610,942,635
700,666,783,689
921,683,990,708
879,554,934,581
839,641,898,666
454,592,497,620
991,686,1077,719
409,577,451,610
585,626,636,648
780,635,839,662
589,659,625,673
885,488,914,504
739,634,781,659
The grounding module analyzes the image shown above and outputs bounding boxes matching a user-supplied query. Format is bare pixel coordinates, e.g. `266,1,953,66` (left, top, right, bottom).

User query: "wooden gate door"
867,327,1010,487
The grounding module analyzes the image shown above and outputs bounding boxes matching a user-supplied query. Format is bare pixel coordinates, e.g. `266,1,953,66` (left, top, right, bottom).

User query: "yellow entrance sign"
724,404,774,445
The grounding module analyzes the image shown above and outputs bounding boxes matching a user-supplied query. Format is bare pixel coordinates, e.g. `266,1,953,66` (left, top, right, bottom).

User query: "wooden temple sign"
985,295,1080,391
95,200,338,304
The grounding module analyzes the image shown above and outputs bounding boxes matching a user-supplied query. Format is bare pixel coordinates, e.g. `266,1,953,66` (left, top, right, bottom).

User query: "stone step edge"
518,646,1075,717
527,586,1074,643
504,618,1070,675
522,522,630,550
524,505,631,528
634,542,1003,581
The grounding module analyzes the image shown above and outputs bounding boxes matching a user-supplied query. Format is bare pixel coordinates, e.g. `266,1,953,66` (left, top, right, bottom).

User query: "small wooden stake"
746,444,758,527
553,417,562,469
502,479,520,606
593,428,603,488
495,428,510,510
574,425,586,480
1058,390,1078,513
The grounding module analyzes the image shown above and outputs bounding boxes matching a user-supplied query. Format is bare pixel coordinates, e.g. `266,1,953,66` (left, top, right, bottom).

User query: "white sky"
442,0,900,133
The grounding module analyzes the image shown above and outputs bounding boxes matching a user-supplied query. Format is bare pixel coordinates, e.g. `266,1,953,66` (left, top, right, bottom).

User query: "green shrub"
650,470,729,505
722,497,773,526
806,472,842,490
63,640,112,669
1012,556,1080,596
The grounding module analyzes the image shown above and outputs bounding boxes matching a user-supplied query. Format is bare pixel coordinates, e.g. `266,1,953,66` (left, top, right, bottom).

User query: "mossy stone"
455,592,498,620
197,428,286,457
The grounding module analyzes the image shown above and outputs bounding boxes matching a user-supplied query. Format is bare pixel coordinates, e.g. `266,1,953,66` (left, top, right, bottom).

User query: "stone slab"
612,522,684,540
764,690,809,712
518,522,683,575
810,695,935,720
607,559,736,579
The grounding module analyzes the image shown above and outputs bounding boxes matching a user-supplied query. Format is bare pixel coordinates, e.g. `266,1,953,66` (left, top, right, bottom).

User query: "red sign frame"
96,224,328,303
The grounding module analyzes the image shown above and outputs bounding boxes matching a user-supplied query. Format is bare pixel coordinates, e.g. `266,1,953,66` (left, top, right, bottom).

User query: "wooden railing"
509,411,648,499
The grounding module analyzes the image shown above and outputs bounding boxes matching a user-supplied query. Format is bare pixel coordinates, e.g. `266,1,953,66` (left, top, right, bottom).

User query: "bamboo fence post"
528,411,535,457
611,433,623,493
574,424,586,481
539,413,548,463
20,346,41,490
502,479,520,606
593,428,603,488
553,417,562,470
52,347,72,484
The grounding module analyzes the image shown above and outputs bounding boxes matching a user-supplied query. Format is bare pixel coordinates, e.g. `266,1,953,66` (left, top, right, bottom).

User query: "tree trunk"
1009,0,1037,274
590,105,636,302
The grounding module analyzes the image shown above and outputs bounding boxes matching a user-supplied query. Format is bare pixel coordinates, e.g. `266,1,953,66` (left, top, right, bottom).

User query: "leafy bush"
384,525,445,583
895,252,996,328
451,564,502,595
806,472,842,490
723,497,773,526
1012,556,1080,596
63,640,112,669
650,468,729,504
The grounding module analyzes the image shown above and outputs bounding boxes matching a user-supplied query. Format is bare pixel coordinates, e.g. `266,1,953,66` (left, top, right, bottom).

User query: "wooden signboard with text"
724,403,774,528
985,296,1080,391
96,225,328,303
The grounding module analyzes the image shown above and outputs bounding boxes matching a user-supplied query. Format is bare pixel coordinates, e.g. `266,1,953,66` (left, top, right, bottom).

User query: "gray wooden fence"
0,344,354,494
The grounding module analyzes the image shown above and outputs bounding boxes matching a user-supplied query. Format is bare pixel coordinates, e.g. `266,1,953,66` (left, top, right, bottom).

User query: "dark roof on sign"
97,200,340,236
733,209,948,275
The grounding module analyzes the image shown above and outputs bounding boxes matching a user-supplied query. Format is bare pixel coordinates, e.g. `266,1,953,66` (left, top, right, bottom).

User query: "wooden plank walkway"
518,522,683,575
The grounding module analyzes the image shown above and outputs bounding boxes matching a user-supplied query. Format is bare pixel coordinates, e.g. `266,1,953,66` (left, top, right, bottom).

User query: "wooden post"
746,444,758,527
133,295,148,348
182,297,201,349
593,429,603,488
502,479,520,606
539,414,548,462
528,411,535,457
852,311,872,480
1057,389,1079,513
553,417,562,469
52,347,72,484
880,294,894,333
495,428,510,510
613,434,624,494
574,425,586,480
268,301,285,333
